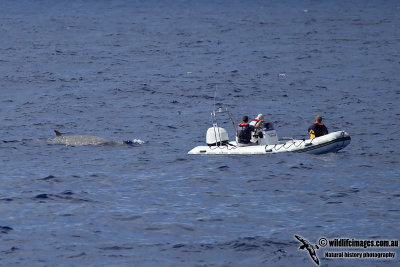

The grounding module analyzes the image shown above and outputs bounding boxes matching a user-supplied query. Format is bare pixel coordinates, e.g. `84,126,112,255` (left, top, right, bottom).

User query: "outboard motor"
206,125,229,146
258,122,279,145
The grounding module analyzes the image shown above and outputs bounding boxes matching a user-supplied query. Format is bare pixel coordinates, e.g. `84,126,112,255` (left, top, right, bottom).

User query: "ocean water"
0,0,399,266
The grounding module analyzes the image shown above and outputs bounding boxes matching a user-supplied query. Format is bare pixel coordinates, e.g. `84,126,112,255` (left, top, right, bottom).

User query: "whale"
48,130,144,146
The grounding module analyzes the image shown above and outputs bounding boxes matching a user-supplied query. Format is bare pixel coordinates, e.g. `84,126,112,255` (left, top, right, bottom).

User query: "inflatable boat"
188,108,351,155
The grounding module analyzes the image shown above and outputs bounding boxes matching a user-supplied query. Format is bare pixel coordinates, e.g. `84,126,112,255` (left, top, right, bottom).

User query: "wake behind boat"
188,108,351,155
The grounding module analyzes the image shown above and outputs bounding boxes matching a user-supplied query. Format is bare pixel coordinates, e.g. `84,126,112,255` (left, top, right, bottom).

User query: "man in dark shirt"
236,116,263,146
308,115,328,139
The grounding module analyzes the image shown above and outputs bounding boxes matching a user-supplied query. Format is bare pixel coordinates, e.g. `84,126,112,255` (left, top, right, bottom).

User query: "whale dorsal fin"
54,130,62,136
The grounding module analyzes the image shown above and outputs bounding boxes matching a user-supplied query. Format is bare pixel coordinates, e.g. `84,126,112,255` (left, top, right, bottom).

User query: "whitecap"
127,139,145,145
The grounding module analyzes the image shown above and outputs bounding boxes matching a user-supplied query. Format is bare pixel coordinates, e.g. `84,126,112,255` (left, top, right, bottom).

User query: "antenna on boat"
210,84,237,136
213,84,217,113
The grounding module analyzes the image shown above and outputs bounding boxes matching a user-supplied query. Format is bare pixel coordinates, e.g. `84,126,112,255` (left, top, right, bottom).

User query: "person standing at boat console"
250,114,264,127
236,115,263,146
250,114,264,143
308,115,328,139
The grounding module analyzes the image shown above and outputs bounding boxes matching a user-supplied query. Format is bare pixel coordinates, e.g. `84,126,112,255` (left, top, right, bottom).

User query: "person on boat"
236,115,263,146
250,114,264,127
250,114,264,143
308,115,328,139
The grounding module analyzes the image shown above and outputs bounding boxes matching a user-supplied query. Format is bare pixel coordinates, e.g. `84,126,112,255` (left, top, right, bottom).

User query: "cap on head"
242,116,249,122
256,114,264,120
315,115,322,123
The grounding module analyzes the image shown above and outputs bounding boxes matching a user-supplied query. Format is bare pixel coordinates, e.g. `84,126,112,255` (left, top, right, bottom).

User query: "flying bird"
295,235,320,265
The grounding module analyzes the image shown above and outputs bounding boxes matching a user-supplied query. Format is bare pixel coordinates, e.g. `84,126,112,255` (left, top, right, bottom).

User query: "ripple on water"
33,191,93,203
0,226,13,234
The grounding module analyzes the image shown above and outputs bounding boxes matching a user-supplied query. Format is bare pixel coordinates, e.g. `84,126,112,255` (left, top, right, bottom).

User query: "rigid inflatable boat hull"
188,131,350,155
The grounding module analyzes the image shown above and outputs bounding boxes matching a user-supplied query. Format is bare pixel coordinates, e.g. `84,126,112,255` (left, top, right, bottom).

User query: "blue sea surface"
0,0,399,266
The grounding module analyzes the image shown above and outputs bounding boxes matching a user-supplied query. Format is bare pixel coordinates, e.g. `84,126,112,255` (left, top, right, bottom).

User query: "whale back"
50,130,109,146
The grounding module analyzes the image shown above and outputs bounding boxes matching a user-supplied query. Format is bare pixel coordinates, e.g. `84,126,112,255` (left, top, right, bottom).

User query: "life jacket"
237,122,252,143
308,122,328,139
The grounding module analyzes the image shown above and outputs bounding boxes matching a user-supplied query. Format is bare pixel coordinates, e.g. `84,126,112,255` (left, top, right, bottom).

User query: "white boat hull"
188,131,351,155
